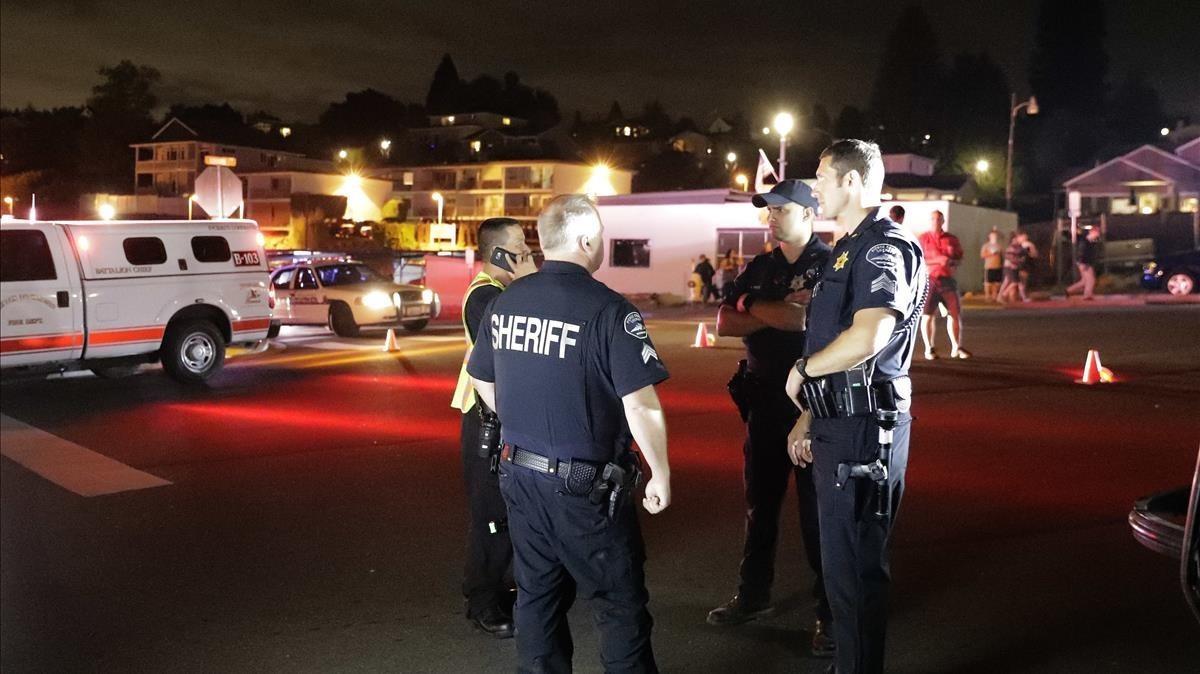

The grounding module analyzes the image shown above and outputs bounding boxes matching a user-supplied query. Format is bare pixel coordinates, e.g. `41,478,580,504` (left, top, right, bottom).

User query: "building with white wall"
593,190,1016,297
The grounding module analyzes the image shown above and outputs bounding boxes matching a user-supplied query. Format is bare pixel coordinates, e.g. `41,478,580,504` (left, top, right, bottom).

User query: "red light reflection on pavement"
319,373,458,392
162,402,458,441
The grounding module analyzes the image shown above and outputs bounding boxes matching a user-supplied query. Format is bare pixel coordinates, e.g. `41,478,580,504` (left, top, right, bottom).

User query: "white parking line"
0,414,171,497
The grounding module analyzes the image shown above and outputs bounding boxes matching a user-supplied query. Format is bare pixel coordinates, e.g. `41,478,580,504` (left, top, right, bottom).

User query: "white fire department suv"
268,256,440,337
0,218,277,383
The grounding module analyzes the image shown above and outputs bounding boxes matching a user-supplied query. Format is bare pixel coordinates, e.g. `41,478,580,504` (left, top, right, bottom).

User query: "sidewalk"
963,292,1200,310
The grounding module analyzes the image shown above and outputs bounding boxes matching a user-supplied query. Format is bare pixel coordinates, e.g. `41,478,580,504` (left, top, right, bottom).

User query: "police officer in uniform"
708,180,835,656
451,217,538,637
468,194,672,673
784,140,926,674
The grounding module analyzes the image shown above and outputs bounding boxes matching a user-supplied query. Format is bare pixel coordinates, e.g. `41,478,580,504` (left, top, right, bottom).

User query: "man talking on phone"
450,217,538,638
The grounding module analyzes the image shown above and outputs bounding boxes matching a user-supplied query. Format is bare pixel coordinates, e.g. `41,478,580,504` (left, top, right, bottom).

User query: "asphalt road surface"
3,304,1198,673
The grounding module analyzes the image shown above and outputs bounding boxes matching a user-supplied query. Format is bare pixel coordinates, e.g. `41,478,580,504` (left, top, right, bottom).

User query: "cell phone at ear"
490,247,515,272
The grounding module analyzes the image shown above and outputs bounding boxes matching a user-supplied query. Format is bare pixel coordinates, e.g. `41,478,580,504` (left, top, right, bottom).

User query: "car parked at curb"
1142,248,1200,295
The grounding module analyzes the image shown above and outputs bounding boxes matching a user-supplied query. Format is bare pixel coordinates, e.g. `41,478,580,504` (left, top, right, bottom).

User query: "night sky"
1,0,1197,124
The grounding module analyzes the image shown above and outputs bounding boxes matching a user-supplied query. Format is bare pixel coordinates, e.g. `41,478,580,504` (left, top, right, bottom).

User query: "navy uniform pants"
498,462,657,674
738,392,831,622
460,410,514,618
810,415,911,674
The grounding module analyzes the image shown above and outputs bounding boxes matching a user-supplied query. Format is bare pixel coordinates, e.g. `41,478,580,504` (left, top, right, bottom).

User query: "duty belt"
500,443,642,518
801,364,884,419
501,444,572,476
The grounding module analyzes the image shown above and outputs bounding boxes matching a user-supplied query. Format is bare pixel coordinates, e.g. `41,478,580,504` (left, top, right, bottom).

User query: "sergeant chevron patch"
641,343,659,364
870,273,897,294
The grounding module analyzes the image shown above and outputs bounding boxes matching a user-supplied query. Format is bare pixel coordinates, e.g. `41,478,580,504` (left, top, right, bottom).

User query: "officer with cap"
451,217,538,638
784,139,926,674
468,194,672,673
708,179,835,657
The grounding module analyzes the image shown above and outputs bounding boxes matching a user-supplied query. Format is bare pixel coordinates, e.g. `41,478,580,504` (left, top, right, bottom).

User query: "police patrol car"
268,255,440,336
0,218,276,383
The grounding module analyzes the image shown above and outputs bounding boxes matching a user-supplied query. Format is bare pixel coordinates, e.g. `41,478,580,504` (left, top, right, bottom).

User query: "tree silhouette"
868,4,944,150
425,53,463,114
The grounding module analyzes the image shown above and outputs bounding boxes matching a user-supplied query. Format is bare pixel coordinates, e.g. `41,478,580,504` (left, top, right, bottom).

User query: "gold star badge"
833,251,849,271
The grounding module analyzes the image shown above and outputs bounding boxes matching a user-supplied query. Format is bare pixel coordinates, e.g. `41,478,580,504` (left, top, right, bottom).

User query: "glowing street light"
773,112,795,179
726,151,737,164
97,203,116,220
1006,94,1038,210
761,126,771,136
974,159,990,174
380,138,392,159
279,126,292,138
337,149,349,160
735,174,749,191
431,192,444,224
1160,127,1171,137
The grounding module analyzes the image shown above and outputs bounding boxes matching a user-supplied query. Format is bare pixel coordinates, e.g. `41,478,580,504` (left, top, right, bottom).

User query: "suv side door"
0,224,84,367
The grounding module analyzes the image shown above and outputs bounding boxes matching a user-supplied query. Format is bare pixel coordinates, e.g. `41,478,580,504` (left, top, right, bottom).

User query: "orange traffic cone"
382,328,402,353
691,323,715,348
1077,349,1114,384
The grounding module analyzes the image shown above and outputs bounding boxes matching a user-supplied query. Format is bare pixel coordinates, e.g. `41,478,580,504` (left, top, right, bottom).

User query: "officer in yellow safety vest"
451,217,538,638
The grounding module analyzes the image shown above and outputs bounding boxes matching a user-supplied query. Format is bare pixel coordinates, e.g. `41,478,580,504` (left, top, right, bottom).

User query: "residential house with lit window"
1061,137,1200,216
130,117,328,197
1059,136,1200,255
879,154,978,204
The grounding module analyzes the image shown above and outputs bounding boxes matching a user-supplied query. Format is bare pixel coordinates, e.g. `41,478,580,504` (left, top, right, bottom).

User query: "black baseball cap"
751,179,818,210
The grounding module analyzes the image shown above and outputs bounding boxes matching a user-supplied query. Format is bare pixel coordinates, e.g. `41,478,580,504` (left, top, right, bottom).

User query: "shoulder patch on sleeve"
865,243,903,272
623,311,648,339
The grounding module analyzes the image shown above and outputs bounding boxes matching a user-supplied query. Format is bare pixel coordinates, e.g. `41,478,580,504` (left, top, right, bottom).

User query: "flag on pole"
754,149,779,193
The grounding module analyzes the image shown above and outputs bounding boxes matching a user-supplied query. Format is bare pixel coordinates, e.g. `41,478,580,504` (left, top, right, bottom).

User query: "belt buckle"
500,444,513,463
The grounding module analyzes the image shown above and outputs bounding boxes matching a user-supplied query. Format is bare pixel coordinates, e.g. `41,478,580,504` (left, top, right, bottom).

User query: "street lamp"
337,149,349,160
1160,127,1170,137
975,159,990,174
735,174,749,191
97,203,116,221
725,151,737,164
431,192,444,225
380,138,392,159
1006,94,1038,210
773,112,794,180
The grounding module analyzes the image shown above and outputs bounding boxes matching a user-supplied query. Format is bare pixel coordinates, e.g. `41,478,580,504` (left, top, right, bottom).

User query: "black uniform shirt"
804,209,926,384
723,237,832,380
465,284,502,343
467,261,670,462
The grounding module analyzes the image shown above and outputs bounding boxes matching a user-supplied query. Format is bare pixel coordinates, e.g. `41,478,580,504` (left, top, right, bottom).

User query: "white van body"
1,218,275,382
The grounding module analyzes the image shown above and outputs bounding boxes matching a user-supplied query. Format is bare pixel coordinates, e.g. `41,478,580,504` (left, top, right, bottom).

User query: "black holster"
832,380,900,523
587,452,644,519
727,359,753,422
477,404,502,472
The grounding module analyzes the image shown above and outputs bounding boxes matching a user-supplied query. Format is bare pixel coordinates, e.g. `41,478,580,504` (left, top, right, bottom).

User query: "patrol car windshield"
315,263,386,286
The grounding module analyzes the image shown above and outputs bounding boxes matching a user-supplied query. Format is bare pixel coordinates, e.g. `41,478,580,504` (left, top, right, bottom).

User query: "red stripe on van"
88,326,166,345
231,318,271,332
0,333,85,354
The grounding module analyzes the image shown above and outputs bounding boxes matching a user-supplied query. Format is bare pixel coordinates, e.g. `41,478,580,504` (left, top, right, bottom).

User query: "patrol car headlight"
362,291,392,310
421,288,435,304
392,291,402,307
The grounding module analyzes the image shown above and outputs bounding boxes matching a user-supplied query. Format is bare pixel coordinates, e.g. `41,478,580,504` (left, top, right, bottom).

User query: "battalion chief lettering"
490,313,581,358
